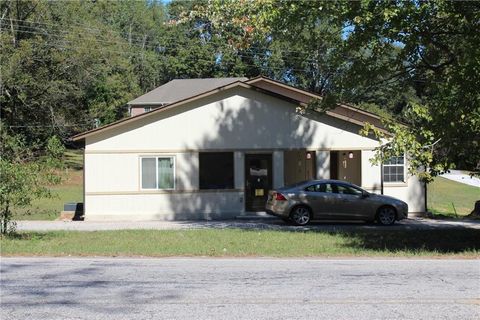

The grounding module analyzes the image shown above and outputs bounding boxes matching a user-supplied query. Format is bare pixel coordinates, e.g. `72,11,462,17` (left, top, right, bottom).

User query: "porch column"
273,151,284,188
316,150,330,179
234,151,244,190
361,150,381,193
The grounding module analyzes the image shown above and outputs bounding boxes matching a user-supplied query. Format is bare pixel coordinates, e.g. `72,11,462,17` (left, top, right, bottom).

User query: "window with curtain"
383,155,405,183
141,156,175,189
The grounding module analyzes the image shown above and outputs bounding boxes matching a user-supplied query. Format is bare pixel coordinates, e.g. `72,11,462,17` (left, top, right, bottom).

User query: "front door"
335,150,361,186
245,154,272,212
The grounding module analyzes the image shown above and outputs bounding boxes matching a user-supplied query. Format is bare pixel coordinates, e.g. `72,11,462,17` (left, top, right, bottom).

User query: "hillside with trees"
1,0,479,174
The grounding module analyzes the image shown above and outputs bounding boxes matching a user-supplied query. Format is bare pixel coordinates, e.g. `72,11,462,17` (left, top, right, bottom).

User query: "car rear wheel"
376,206,396,226
290,206,311,226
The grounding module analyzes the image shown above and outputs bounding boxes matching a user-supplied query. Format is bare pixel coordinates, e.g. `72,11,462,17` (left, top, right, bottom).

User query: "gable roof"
72,77,389,141
247,76,386,129
128,77,248,105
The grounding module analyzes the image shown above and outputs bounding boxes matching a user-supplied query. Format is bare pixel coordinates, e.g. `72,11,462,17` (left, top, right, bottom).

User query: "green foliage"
12,150,83,221
305,95,337,113
0,130,65,234
360,101,450,182
1,0,478,185
197,0,479,175
346,0,480,175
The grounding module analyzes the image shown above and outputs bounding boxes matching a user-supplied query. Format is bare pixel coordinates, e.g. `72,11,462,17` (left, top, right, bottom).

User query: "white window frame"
383,155,406,183
140,156,176,190
144,107,152,112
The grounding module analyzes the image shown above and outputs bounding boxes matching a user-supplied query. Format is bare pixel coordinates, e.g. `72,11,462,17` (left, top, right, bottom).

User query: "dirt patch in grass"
61,168,83,186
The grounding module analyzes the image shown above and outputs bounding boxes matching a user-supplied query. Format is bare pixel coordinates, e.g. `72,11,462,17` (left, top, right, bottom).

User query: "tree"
0,130,64,234
345,0,480,178
2,0,477,180
193,0,480,178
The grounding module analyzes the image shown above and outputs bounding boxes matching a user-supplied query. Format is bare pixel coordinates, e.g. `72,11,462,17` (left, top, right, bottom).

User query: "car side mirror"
361,191,370,198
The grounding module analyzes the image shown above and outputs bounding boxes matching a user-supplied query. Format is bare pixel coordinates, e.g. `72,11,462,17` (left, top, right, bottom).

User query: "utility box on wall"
60,203,84,221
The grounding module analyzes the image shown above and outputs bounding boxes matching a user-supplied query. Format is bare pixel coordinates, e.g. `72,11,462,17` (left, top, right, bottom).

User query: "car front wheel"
376,206,396,226
290,206,311,226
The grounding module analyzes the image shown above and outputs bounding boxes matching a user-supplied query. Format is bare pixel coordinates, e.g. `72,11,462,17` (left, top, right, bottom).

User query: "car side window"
305,184,322,192
305,183,334,193
336,184,363,196
323,183,334,193
350,185,364,196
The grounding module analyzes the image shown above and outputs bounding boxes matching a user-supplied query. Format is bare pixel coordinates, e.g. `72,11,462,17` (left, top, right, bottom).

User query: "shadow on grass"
428,209,462,220
171,218,480,254
3,227,479,255
12,208,58,220
337,229,480,254
428,211,480,221
2,232,57,241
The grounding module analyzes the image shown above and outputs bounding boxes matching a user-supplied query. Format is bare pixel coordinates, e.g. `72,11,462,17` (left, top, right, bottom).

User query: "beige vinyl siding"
85,87,381,151
83,86,425,220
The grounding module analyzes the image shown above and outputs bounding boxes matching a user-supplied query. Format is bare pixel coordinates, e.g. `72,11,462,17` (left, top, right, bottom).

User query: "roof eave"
71,77,392,142
128,102,170,106
71,81,251,141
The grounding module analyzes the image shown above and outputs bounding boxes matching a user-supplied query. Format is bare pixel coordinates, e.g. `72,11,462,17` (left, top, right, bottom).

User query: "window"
199,152,234,189
335,184,363,196
383,155,405,183
141,157,175,189
144,107,153,112
305,183,334,193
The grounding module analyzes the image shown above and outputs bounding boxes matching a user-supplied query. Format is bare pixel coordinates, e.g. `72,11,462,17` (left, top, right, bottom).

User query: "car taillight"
275,192,287,201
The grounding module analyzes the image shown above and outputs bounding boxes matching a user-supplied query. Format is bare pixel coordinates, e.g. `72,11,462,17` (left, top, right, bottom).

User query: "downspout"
424,181,428,213
380,151,384,195
82,146,86,220
380,162,384,195
420,139,440,213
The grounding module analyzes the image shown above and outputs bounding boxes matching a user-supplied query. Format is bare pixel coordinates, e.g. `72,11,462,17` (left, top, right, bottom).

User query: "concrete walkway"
15,217,480,232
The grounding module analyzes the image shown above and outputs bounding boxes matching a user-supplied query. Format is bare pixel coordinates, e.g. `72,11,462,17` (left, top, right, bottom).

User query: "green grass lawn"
428,176,479,218
1,229,478,257
12,150,83,221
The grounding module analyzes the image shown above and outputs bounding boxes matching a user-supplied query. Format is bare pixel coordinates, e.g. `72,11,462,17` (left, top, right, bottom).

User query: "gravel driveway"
15,217,480,232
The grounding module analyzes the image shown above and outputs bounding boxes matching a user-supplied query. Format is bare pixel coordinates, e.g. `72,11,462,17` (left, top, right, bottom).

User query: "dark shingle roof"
128,77,248,105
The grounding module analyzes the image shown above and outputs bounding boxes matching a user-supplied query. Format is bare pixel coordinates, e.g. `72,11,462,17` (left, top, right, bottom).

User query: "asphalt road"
1,258,479,320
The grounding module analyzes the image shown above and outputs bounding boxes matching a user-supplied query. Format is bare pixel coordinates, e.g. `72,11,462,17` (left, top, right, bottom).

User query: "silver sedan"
266,180,408,226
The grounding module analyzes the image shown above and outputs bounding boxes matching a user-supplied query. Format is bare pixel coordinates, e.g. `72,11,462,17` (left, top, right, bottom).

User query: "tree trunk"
1,204,10,235
467,200,480,218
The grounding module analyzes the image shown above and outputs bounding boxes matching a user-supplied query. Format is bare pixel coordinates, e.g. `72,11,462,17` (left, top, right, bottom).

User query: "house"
72,76,425,221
